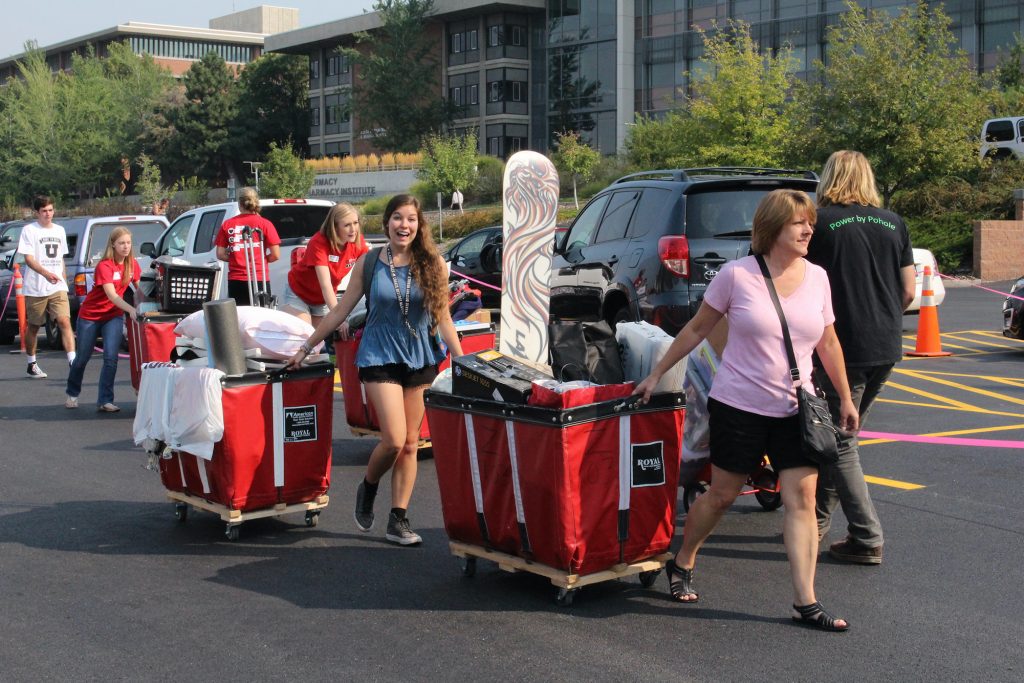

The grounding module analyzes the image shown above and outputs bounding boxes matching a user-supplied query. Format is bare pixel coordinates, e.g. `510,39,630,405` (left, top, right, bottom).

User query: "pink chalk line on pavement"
936,272,1024,302
859,430,1024,449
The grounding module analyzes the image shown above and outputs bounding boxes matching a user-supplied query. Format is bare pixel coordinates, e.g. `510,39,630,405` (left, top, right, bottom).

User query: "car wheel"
610,305,633,330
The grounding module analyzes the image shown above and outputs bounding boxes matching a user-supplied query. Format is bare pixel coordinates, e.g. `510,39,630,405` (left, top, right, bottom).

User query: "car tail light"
659,235,690,278
272,199,307,204
74,273,88,297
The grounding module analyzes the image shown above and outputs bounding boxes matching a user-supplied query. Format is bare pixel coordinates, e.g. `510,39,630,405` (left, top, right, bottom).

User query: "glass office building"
267,0,1022,158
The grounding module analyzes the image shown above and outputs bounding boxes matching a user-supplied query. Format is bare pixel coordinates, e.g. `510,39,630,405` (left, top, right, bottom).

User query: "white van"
980,117,1024,160
140,198,336,302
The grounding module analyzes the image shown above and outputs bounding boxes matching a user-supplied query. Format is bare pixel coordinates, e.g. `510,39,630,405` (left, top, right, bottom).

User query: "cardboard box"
464,308,491,324
452,350,552,403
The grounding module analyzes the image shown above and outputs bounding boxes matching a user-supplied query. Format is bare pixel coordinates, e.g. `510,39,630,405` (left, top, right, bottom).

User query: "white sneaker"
98,403,120,413
27,362,47,378
65,395,78,409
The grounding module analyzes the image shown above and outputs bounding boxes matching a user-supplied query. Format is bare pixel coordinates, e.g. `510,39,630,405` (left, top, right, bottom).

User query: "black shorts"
227,279,271,307
358,363,439,388
708,397,818,474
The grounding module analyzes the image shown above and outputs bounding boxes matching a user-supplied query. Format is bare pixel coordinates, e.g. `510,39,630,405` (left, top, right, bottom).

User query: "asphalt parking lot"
0,280,1022,681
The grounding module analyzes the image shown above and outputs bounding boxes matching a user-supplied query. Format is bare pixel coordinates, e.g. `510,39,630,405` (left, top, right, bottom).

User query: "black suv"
549,168,819,334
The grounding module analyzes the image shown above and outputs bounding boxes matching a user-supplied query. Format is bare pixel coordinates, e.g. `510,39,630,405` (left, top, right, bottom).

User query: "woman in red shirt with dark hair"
65,227,143,412
214,187,281,305
282,202,368,330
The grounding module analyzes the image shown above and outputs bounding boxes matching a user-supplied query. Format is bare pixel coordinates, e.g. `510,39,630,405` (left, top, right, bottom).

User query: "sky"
0,1,374,59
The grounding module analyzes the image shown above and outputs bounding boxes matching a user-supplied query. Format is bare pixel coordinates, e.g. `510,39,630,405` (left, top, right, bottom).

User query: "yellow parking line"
942,333,1019,350
874,398,1024,419
860,422,1024,446
884,379,983,411
971,330,1024,344
895,369,1024,407
864,476,925,490
901,368,1024,386
901,338,975,352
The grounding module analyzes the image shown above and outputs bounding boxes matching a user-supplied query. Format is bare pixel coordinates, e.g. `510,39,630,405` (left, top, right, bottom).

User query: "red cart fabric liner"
127,314,188,391
158,364,334,511
425,391,685,576
336,326,496,437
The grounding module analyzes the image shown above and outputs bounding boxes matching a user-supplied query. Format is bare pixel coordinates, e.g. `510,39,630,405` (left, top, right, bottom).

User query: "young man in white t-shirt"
16,195,76,377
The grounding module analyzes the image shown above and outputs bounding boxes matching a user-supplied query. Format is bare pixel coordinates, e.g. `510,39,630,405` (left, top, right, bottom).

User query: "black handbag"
755,255,840,466
548,319,625,384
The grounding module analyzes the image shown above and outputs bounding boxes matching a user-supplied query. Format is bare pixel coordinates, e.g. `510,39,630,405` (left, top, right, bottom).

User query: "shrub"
906,214,974,274
471,156,505,204
436,208,503,241
359,196,390,216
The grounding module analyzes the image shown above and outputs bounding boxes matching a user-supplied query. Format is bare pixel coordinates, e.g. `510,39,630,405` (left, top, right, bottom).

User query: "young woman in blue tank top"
288,194,464,545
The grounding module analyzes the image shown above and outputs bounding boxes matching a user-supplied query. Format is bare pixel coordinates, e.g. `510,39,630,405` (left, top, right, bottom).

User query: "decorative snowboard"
499,151,559,363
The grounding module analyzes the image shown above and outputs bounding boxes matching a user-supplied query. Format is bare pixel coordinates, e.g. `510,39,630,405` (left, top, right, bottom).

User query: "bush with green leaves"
471,156,505,204
173,176,211,207
259,141,315,199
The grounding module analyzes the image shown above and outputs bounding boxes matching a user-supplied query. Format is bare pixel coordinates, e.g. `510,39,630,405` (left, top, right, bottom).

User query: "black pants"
227,279,272,307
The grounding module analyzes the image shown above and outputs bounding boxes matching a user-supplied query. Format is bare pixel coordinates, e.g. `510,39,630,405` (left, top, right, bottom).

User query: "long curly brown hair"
382,194,447,329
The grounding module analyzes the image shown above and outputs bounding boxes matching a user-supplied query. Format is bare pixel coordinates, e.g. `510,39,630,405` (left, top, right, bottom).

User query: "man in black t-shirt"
806,151,916,566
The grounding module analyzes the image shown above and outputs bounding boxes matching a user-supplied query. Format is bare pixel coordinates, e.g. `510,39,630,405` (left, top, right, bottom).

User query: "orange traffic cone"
906,265,951,357
8,263,26,355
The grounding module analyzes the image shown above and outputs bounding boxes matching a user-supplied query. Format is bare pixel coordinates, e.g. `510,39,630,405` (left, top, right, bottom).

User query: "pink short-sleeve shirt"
703,255,835,417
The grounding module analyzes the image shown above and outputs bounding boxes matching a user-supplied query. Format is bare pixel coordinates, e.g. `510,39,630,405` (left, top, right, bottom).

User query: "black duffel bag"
548,319,625,385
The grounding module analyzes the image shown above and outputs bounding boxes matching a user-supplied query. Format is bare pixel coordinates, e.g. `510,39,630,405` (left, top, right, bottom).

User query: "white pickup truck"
140,198,385,303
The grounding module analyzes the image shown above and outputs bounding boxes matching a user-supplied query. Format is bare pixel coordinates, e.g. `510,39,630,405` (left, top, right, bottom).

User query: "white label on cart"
631,441,666,488
284,405,318,443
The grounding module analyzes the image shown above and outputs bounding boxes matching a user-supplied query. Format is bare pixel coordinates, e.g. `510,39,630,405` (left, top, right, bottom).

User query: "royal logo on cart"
284,405,318,443
631,441,665,488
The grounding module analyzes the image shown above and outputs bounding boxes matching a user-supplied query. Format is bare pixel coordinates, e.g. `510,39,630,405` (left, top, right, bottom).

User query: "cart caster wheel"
305,511,320,527
639,569,661,588
174,503,188,523
460,556,477,578
225,525,240,541
556,588,577,607
682,482,708,513
754,468,782,511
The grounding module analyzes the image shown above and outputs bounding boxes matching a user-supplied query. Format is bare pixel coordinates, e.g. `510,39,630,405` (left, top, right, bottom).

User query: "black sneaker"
27,362,47,378
385,512,422,546
354,481,375,532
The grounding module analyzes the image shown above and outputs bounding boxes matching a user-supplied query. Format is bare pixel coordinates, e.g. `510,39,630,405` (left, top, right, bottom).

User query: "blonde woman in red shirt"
282,203,368,332
65,226,143,412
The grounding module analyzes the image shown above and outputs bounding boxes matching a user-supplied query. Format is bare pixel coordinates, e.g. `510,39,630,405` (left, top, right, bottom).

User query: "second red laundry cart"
424,390,686,605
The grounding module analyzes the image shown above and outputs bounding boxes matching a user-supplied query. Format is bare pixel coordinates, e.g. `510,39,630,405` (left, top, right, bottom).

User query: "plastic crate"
161,264,218,313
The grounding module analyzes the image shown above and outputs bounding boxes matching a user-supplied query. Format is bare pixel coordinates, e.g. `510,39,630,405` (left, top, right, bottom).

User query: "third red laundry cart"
127,313,188,392
424,390,686,605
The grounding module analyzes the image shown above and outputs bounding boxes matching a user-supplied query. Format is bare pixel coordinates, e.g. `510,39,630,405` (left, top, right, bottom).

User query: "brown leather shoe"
829,537,882,565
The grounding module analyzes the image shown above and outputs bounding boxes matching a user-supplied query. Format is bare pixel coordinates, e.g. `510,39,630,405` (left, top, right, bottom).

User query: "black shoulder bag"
755,255,840,466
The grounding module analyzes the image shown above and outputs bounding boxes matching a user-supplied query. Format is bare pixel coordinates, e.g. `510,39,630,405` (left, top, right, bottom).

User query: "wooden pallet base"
166,490,329,526
350,426,431,450
449,540,671,590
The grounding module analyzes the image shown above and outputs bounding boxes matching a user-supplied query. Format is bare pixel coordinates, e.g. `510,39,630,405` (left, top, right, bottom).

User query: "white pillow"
174,306,323,360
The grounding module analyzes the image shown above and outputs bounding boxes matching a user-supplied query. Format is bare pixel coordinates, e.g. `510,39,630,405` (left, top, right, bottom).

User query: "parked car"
980,117,1024,161
1002,275,1024,339
905,247,946,313
442,226,503,309
1,214,168,347
142,199,337,304
549,167,820,334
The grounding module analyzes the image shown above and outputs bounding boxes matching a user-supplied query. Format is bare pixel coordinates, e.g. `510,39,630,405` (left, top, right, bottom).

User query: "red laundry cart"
424,390,685,605
336,323,496,441
157,363,334,540
127,313,188,392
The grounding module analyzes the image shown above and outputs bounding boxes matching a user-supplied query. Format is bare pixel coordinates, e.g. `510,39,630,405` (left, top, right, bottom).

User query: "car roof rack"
613,167,819,183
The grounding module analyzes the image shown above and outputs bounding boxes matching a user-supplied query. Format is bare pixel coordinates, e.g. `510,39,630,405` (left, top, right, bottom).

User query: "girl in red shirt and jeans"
65,227,143,412
282,202,368,332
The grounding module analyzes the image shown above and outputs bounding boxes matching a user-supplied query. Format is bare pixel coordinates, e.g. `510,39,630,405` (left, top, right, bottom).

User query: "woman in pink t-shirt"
65,227,142,413
635,189,859,632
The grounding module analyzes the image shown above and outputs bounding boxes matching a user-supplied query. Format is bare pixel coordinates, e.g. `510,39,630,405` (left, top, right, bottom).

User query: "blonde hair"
817,150,881,208
751,190,817,255
102,226,135,284
320,202,365,252
237,187,261,214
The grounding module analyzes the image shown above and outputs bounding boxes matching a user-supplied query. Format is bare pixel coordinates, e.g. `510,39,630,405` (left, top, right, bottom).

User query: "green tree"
798,1,988,206
342,0,453,152
259,141,315,199
991,34,1024,113
232,53,311,161
625,21,798,169
135,153,165,208
418,130,478,204
169,52,238,183
553,131,600,208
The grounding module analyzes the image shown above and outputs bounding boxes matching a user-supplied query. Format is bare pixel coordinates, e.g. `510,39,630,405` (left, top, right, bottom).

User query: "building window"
511,25,523,47
488,25,502,47
310,107,320,126
452,33,463,53
451,86,463,105
488,81,502,102
341,55,350,73
469,83,478,105
468,29,478,51
309,58,319,79
512,81,522,102
327,54,339,76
